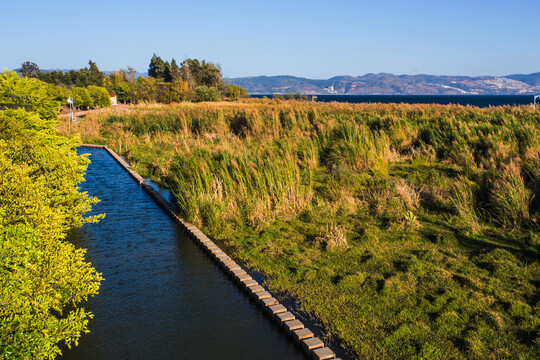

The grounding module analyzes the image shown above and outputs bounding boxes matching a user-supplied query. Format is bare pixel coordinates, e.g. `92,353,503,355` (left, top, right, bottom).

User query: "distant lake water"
251,94,537,108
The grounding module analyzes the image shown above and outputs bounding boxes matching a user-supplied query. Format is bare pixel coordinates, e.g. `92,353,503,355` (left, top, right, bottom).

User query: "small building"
109,93,118,106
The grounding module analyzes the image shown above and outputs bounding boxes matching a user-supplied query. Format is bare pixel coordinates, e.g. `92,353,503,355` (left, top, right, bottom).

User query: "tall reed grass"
166,142,311,230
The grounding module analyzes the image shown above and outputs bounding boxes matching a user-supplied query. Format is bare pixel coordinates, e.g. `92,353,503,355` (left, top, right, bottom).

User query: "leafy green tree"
181,59,223,89
106,70,126,87
88,85,112,108
69,87,93,109
0,71,61,120
48,84,69,104
156,80,190,103
209,86,222,101
18,61,40,78
135,77,158,103
148,53,166,79
37,70,70,86
0,70,102,359
194,85,208,102
157,82,177,103
199,61,223,88
105,70,133,104
35,61,103,88
194,85,222,102
87,60,105,86
69,69,91,87
163,61,173,82
224,84,249,101
114,82,132,104
170,58,181,81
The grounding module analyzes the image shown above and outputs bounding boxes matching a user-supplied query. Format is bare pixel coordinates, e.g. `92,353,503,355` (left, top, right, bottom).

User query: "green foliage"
224,84,249,101
0,72,102,359
114,82,132,104
48,85,68,104
163,61,173,82
69,87,93,109
18,61,40,78
36,60,105,87
194,86,222,102
87,60,105,86
451,179,482,233
36,56,224,105
87,85,111,108
150,55,192,85
155,80,190,104
170,58,181,81
105,70,133,104
133,77,157,103
181,58,223,89
148,53,166,79
0,71,61,121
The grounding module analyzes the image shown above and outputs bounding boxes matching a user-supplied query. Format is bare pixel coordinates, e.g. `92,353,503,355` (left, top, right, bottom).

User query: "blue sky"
1,0,539,78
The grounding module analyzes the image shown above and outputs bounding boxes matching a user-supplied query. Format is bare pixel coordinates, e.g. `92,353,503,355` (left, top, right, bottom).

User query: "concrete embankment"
80,144,340,360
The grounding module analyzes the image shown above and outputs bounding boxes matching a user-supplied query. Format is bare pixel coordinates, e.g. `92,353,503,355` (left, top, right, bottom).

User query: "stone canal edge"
80,144,340,360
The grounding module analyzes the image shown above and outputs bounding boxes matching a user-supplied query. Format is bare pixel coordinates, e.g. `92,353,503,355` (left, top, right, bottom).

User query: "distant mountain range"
226,72,540,95
35,68,540,95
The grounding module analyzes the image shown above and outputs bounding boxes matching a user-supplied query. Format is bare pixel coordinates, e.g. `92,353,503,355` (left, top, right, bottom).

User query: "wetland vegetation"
59,99,540,359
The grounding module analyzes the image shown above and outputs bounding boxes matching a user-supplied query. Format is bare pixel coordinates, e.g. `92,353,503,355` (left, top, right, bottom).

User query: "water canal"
60,147,306,360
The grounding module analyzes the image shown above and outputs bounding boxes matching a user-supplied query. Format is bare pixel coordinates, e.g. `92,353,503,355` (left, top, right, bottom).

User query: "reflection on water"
60,148,305,360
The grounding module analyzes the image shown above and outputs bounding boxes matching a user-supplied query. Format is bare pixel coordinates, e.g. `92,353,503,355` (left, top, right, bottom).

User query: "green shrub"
88,85,111,108
0,71,102,359
224,84,249,101
194,85,221,102
69,86,93,109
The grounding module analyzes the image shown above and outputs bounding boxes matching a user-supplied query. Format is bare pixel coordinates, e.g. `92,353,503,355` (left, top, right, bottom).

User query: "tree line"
18,55,249,108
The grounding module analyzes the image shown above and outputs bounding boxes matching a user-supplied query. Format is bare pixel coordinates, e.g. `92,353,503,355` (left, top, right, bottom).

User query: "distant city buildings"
323,85,338,94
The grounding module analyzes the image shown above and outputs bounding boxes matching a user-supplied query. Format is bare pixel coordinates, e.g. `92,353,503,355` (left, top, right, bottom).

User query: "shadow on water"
59,148,305,360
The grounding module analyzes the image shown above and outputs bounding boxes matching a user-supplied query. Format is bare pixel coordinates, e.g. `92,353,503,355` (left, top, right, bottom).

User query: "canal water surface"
60,147,305,360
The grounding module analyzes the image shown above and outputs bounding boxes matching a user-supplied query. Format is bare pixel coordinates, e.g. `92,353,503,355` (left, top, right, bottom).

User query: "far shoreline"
250,94,538,107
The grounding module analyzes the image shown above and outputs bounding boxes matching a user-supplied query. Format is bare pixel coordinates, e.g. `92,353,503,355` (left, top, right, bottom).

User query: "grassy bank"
58,99,540,359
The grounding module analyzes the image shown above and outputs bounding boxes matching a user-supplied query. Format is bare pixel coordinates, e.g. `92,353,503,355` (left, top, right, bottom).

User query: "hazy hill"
227,72,540,95
506,72,540,86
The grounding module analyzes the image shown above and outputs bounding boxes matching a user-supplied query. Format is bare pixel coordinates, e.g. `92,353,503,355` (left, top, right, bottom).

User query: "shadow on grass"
419,217,539,262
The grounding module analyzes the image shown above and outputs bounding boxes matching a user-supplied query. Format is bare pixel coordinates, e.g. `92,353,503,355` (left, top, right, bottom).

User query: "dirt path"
59,104,133,118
